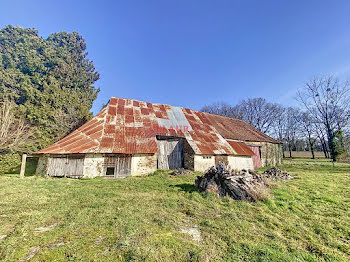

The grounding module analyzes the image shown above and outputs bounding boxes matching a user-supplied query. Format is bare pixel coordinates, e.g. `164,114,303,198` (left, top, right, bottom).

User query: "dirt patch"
170,168,192,176
34,222,58,233
46,242,66,249
0,235,7,241
180,225,201,242
22,246,41,261
94,236,105,246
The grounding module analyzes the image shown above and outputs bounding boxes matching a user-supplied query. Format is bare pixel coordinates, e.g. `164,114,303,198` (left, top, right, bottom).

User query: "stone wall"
83,154,104,178
227,155,254,170
247,142,283,167
184,139,195,170
130,154,157,176
36,156,48,175
36,153,157,178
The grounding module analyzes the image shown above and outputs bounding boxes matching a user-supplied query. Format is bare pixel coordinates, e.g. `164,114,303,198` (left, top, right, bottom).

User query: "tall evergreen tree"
0,25,100,150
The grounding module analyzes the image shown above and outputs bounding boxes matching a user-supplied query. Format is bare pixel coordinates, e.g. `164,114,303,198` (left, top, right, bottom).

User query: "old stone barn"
35,97,282,178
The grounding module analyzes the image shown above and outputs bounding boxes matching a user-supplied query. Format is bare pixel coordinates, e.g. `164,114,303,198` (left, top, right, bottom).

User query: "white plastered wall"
83,154,104,178
193,155,215,172
131,154,157,176
227,155,254,171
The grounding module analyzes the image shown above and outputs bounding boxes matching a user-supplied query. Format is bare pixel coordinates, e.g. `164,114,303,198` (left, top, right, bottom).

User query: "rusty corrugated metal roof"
205,113,279,144
36,97,274,155
226,141,255,156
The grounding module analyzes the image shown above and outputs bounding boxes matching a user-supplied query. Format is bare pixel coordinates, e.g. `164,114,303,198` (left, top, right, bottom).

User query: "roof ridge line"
109,97,243,121
107,97,278,144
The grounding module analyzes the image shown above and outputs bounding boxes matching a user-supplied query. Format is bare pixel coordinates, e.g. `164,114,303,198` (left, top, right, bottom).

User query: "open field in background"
0,159,349,261
284,151,326,159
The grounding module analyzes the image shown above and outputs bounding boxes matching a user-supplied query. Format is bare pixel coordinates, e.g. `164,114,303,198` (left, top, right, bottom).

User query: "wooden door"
248,146,262,168
47,155,84,178
157,138,184,169
115,155,132,178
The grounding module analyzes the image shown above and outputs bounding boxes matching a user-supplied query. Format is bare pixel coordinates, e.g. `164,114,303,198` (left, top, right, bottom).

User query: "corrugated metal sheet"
36,97,269,155
205,113,279,143
227,141,255,156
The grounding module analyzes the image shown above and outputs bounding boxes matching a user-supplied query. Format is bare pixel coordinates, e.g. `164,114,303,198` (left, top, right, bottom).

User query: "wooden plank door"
157,138,184,169
47,157,66,177
115,155,132,178
66,157,84,178
248,146,262,168
47,156,84,178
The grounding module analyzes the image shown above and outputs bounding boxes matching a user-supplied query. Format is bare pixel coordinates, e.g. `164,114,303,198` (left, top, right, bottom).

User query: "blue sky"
2,0,350,114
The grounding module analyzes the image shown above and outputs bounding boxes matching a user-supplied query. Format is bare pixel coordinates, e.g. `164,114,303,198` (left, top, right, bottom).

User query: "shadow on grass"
170,183,198,193
5,157,38,177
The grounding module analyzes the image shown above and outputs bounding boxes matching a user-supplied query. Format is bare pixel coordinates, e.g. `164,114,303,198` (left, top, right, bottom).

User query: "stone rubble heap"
171,168,192,176
195,164,293,202
261,167,294,180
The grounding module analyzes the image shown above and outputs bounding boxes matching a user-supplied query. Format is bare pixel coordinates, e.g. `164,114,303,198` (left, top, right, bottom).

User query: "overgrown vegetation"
0,25,99,173
0,25,100,150
0,152,20,174
0,159,349,261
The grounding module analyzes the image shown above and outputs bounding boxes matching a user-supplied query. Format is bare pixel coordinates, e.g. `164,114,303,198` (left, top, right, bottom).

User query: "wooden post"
20,154,27,179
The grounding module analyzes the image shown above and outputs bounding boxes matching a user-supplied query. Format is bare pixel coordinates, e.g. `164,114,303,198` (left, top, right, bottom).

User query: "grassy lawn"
0,159,349,261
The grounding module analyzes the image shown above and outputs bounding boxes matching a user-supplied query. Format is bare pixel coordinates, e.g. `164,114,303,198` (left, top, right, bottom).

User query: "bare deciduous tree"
233,98,281,134
299,112,317,159
272,106,287,157
297,76,350,161
201,102,241,118
0,100,33,153
283,107,300,158
314,122,330,158
202,98,282,135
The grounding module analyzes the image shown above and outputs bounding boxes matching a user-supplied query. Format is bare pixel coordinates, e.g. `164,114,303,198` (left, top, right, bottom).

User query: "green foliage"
0,152,20,174
0,159,350,261
329,129,345,161
0,25,100,150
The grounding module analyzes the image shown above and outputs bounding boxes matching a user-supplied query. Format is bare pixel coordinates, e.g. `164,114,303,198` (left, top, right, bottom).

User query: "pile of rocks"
195,164,293,202
170,168,192,176
261,167,293,180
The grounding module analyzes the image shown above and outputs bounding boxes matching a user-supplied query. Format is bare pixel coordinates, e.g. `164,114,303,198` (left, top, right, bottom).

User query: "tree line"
201,76,350,161
0,25,99,172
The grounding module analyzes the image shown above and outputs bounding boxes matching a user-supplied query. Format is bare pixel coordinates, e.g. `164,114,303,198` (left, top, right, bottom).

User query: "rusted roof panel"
226,141,255,156
205,113,279,144
36,97,274,155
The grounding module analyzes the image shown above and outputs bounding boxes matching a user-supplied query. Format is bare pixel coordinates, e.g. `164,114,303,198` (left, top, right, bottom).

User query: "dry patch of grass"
284,151,326,158
0,159,349,261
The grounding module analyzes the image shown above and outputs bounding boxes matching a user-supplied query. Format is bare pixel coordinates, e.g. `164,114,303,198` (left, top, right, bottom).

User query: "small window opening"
105,167,115,176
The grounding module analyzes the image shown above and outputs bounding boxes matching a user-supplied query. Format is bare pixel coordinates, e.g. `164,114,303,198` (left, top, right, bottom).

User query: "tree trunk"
326,126,336,162
289,147,292,158
308,136,315,159
318,134,329,158
321,141,328,158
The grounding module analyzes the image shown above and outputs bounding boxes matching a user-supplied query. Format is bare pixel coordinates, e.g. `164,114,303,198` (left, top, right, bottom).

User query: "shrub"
337,153,350,163
0,153,21,174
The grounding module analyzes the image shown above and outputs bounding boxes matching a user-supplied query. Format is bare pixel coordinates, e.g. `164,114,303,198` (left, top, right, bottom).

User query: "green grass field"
0,159,349,261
